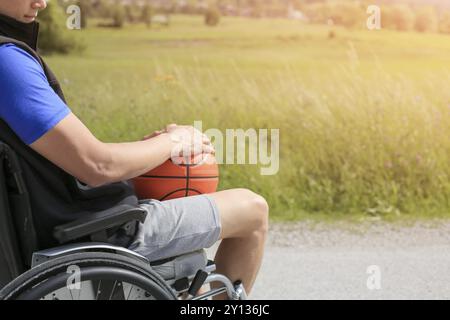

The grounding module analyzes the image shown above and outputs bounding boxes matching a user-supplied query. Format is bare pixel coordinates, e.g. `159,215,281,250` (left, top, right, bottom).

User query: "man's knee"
254,195,269,233
241,189,269,234
216,188,269,239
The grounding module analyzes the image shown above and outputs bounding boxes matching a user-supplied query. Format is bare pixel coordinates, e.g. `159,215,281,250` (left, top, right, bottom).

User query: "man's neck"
0,13,39,50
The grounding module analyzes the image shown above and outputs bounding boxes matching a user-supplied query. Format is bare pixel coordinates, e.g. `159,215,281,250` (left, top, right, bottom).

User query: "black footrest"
188,269,208,296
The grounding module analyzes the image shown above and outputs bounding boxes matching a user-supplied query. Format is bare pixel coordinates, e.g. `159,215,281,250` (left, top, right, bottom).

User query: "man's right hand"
164,124,215,159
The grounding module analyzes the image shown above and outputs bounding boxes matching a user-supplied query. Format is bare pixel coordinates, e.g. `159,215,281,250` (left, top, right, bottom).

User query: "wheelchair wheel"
0,252,177,300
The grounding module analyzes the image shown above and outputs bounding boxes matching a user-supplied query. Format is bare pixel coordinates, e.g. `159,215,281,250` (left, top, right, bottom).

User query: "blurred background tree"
41,1,450,36
141,2,154,27
205,6,221,26
329,2,364,28
111,4,126,28
37,1,84,54
439,11,450,34
384,4,415,31
414,7,438,32
76,0,89,29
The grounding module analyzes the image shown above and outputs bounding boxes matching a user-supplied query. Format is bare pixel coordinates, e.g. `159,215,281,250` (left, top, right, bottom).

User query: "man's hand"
141,123,215,166
164,124,215,159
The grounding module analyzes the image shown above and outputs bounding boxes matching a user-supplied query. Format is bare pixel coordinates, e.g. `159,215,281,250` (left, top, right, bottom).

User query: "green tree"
331,3,364,28
381,6,394,29
76,0,89,29
37,1,83,54
112,4,125,28
414,7,438,32
141,4,154,27
205,7,221,26
302,3,333,24
439,11,450,34
389,4,415,31
94,0,113,19
124,5,138,23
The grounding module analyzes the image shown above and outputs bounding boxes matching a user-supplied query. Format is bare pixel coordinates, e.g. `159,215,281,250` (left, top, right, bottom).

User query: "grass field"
45,15,450,221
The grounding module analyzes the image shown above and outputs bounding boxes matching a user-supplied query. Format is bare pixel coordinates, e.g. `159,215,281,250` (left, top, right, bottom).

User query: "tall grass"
46,16,450,220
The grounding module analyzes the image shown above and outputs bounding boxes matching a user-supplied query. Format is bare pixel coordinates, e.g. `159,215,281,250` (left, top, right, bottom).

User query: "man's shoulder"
0,43,41,69
0,43,18,61
0,43,45,85
0,43,24,56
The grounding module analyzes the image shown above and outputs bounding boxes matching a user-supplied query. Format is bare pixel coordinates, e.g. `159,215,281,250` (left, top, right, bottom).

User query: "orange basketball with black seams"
132,154,219,201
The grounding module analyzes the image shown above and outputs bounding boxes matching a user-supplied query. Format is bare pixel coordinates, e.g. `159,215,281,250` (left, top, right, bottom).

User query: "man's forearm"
96,133,174,186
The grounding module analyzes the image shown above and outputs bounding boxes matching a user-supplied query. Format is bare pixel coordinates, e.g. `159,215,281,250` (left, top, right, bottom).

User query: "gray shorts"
127,194,222,262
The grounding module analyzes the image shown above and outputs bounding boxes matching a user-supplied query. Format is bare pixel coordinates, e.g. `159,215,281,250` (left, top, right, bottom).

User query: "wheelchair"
0,142,247,300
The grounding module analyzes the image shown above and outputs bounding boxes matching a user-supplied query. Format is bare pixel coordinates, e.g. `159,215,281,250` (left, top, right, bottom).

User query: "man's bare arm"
30,112,174,187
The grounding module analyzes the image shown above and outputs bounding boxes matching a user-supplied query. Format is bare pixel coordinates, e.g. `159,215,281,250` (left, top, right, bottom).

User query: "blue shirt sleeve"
0,44,71,145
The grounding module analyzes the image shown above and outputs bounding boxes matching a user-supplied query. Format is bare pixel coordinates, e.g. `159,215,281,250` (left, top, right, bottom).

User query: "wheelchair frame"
28,242,248,300
0,140,247,300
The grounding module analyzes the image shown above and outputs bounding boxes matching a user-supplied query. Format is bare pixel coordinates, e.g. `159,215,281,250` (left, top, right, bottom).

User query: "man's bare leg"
208,188,269,299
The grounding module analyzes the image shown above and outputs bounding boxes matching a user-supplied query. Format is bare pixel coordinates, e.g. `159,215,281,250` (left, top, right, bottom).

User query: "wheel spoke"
108,281,117,300
95,280,102,300
6,253,176,300
68,287,74,301
126,284,134,301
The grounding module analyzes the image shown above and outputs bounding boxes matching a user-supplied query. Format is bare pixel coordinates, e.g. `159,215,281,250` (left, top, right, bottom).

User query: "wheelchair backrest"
0,142,33,288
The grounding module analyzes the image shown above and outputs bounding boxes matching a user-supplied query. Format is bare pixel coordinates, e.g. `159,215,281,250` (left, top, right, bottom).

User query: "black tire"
0,252,177,300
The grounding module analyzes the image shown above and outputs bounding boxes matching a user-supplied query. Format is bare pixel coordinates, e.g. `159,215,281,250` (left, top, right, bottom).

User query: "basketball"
132,154,219,201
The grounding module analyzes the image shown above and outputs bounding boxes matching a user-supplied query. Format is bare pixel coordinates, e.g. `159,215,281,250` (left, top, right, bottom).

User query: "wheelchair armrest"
53,204,147,244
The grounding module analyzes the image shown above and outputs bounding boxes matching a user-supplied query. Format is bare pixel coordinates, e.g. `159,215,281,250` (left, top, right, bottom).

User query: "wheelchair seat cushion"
150,249,208,281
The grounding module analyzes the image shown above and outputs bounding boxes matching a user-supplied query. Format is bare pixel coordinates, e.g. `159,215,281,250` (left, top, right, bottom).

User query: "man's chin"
21,15,37,23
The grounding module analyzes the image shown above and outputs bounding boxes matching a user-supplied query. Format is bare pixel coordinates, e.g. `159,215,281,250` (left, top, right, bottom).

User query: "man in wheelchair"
0,0,269,300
